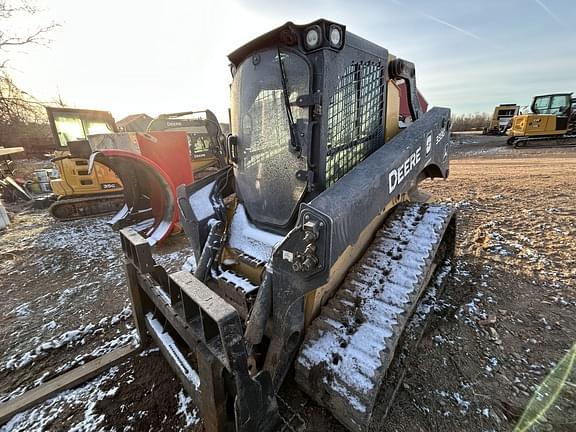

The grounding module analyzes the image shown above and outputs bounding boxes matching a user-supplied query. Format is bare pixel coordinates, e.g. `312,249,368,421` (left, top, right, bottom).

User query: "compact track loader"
120,19,455,432
147,110,227,178
507,93,576,148
483,104,519,135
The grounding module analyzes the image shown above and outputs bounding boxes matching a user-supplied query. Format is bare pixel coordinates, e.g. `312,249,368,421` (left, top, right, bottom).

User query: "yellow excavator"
507,93,576,147
46,107,125,220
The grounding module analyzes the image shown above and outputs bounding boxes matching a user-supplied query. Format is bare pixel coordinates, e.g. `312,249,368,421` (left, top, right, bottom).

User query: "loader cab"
228,19,420,230
147,110,227,176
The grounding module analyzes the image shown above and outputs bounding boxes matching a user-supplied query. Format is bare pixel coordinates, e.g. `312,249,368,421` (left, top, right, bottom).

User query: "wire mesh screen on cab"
326,61,386,187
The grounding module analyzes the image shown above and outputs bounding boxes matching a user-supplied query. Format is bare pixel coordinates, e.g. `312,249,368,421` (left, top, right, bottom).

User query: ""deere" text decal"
388,147,422,193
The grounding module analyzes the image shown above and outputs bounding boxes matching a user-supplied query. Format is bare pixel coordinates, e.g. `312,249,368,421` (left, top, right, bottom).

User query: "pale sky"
4,0,576,123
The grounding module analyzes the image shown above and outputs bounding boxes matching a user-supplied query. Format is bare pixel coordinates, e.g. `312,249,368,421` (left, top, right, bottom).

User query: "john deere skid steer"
147,110,227,179
120,19,455,431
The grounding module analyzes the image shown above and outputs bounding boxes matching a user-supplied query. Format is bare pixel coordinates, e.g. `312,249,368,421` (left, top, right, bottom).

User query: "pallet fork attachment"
120,227,280,432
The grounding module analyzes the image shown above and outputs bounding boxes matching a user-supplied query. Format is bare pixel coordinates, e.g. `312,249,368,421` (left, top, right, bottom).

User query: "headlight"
304,26,322,49
329,25,342,47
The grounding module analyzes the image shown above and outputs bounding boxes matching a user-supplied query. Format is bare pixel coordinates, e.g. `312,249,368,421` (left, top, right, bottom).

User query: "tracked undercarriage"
295,203,455,431
509,134,576,148
49,193,125,221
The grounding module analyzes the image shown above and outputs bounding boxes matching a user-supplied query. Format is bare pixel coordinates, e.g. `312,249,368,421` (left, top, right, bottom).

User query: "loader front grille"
325,61,386,187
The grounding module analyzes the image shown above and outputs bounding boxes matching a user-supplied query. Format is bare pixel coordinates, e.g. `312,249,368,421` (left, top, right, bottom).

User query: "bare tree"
451,112,491,132
0,0,59,67
0,1,59,148
0,74,44,124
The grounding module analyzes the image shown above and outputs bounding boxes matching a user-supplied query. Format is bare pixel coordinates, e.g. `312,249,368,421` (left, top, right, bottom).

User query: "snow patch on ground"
176,389,199,428
56,329,139,375
41,320,58,331
155,247,195,274
470,222,550,267
0,366,120,432
9,302,31,317
3,306,133,371
4,323,97,370
452,392,471,414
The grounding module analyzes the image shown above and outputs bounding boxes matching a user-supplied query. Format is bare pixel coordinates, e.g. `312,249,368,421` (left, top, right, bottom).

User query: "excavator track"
49,193,125,221
512,135,576,148
294,202,455,432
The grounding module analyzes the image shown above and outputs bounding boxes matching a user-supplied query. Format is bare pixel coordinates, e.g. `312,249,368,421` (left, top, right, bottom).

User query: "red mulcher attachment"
86,131,193,245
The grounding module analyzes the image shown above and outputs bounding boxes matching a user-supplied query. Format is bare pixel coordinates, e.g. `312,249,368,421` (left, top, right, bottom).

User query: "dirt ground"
1,135,575,431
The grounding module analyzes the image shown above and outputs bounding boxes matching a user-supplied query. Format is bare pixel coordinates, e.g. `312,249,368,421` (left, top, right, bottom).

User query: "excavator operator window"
53,115,85,147
550,95,569,114
52,113,115,147
533,95,570,115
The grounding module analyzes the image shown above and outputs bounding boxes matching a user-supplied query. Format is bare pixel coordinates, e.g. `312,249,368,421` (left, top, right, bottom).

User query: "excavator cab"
47,107,117,148
531,93,572,116
120,19,454,432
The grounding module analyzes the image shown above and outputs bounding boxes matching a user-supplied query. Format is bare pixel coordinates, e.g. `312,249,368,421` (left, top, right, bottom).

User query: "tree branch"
0,23,60,51
0,1,58,128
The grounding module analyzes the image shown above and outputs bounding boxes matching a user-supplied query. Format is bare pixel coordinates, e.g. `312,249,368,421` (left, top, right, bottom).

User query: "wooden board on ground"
0,147,25,157
0,344,138,425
